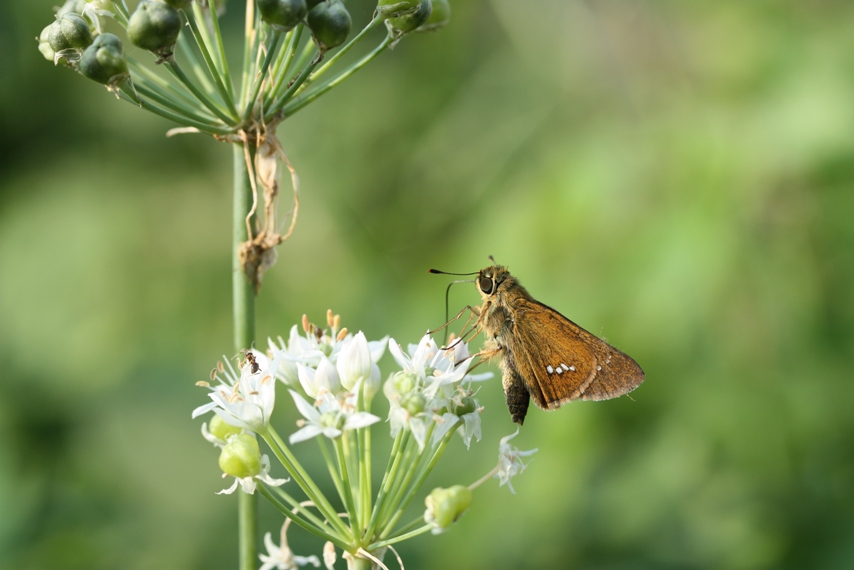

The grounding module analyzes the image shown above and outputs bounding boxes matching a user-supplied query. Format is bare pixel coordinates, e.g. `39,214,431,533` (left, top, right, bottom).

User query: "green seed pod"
218,433,262,479
208,414,243,441
159,0,193,8
377,0,420,17
38,24,56,61
257,0,307,32
128,0,182,54
388,0,432,34
56,0,88,17
79,32,129,84
307,1,351,51
424,485,472,531
48,12,94,53
416,0,449,32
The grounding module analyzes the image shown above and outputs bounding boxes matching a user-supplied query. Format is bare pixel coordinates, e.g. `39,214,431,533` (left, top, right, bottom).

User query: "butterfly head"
476,265,514,300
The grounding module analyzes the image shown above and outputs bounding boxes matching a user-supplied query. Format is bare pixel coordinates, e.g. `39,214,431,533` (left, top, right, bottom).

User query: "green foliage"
3,0,854,569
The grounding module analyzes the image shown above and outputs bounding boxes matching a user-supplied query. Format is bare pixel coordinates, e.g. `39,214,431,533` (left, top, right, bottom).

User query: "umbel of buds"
128,0,182,55
257,0,308,32
80,33,129,85
307,1,352,52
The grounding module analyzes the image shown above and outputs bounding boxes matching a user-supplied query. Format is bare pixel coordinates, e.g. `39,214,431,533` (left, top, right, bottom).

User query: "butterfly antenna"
429,268,478,344
488,255,497,264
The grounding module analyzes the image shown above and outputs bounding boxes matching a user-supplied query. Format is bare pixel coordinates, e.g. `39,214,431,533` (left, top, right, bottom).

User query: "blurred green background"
2,1,854,568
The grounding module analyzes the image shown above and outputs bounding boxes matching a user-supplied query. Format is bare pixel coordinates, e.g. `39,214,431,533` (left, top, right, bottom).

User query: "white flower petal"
290,424,324,444
344,412,381,430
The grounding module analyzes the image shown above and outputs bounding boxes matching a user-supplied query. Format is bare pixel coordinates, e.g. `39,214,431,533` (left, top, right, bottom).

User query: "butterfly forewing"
512,299,643,408
510,299,599,409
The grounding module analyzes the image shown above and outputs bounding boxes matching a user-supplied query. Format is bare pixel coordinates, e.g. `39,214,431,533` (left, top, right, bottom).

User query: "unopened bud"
401,392,426,415
257,0,308,32
128,0,182,55
209,414,243,441
424,485,472,532
455,396,477,416
392,371,417,396
79,33,128,85
218,433,262,479
307,1,352,52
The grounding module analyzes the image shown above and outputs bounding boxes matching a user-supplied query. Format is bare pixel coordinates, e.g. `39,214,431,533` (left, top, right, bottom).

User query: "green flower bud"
80,33,129,84
159,0,193,8
416,0,449,32
257,0,307,32
424,485,472,532
393,371,417,396
38,24,56,62
48,12,94,53
128,0,182,54
388,0,432,34
209,414,243,441
218,433,262,479
401,392,426,415
307,1,351,51
455,396,477,416
57,0,88,17
377,0,420,17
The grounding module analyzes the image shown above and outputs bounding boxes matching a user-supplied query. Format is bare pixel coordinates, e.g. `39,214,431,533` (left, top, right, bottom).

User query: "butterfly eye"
478,276,494,295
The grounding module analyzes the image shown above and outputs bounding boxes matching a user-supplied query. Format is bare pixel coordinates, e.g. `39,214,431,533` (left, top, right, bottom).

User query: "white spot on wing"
546,365,554,374
556,367,563,374
560,363,570,371
569,365,576,371
596,365,602,371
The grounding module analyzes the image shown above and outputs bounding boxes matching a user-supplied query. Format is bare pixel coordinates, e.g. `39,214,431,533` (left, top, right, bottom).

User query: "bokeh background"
2,1,854,568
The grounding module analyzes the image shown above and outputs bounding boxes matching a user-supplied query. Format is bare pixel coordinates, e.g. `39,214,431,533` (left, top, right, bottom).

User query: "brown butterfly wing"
509,298,644,409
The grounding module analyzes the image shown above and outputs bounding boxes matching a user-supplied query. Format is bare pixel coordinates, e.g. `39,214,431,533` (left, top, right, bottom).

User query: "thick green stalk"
233,143,257,570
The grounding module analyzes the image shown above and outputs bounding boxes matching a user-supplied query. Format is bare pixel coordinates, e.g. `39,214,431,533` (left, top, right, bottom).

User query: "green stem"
279,34,392,118
242,30,283,122
379,420,461,538
301,15,384,88
265,428,354,539
258,485,350,550
117,90,232,136
268,485,333,531
335,437,359,534
264,52,323,121
363,429,407,542
183,14,239,117
166,59,235,124
268,25,304,100
232,144,257,570
369,525,432,550
199,0,236,101
177,30,217,96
